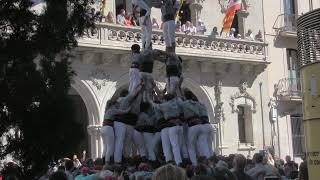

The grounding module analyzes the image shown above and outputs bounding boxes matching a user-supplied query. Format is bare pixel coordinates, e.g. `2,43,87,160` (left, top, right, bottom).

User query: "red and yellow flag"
222,0,242,32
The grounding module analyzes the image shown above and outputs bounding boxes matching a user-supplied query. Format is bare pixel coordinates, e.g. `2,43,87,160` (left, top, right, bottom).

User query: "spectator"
49,171,68,180
246,153,266,180
227,28,236,38
255,30,263,42
196,19,207,35
152,18,160,29
65,160,74,180
209,27,219,38
231,154,253,180
176,21,182,32
299,154,308,180
117,9,127,25
284,155,298,178
153,164,187,180
106,12,115,23
130,163,153,180
182,21,196,35
245,29,254,41
125,13,133,26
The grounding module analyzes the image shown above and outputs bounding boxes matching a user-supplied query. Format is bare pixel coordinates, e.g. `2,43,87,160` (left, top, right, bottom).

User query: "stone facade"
63,0,319,161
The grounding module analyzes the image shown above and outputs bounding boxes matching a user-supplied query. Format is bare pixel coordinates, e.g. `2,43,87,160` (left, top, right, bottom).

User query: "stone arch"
71,76,100,126
182,78,215,123
71,76,102,158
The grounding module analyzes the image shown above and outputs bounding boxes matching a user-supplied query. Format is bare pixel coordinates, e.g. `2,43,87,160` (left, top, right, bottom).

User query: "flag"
176,0,184,20
222,0,242,32
101,0,107,16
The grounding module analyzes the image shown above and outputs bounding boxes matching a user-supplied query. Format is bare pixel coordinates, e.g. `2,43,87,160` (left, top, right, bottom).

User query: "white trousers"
129,68,141,93
143,132,161,161
133,130,147,157
161,126,183,165
114,121,134,163
166,76,182,97
163,20,176,47
181,123,189,159
188,124,212,166
140,16,152,50
101,125,114,163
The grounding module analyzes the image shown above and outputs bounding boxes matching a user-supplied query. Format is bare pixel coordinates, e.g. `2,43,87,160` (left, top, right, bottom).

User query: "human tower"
101,0,215,167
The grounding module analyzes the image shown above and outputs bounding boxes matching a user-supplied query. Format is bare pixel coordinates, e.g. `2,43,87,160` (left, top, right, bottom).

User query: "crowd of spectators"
90,9,264,42
0,151,309,180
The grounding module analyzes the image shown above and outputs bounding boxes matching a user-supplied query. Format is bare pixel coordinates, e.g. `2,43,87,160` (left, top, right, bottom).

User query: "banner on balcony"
222,0,241,32
101,0,107,16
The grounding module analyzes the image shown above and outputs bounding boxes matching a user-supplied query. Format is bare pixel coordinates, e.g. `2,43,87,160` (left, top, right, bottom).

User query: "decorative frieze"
89,68,110,90
230,81,257,113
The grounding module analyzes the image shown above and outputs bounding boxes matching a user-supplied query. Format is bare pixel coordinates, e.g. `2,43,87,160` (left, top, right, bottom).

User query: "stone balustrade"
78,23,268,61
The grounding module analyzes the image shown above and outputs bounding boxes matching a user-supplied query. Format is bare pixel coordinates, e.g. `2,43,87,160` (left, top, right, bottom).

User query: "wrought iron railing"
78,23,268,57
276,78,302,98
273,13,298,33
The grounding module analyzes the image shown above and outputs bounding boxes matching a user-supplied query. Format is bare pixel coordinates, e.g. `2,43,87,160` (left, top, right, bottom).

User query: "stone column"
237,10,249,38
87,125,102,159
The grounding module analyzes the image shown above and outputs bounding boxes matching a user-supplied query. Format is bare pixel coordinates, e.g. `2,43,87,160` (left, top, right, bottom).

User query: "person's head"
65,160,74,171
107,12,115,22
213,26,218,32
247,29,252,34
198,19,204,26
252,153,263,164
94,158,104,171
258,30,262,35
176,20,181,26
195,163,208,175
186,21,191,27
120,9,126,16
285,155,291,162
49,171,68,180
131,44,140,53
138,163,151,171
233,154,246,171
81,166,90,176
91,8,95,14
153,164,187,180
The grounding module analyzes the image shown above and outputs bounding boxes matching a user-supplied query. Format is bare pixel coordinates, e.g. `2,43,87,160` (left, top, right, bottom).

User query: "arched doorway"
68,87,90,157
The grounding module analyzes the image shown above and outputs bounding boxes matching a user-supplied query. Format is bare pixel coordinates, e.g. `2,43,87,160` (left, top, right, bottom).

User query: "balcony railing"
273,13,298,33
276,78,302,99
78,23,268,58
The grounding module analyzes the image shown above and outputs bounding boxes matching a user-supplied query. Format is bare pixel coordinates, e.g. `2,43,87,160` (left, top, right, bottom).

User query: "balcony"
77,23,268,64
275,78,302,115
273,14,298,38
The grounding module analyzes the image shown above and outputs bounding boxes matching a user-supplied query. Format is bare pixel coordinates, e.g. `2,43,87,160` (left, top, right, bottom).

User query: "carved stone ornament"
89,68,110,90
230,81,257,113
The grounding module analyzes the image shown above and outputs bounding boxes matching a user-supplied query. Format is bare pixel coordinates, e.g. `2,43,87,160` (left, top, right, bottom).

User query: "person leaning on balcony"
209,26,219,38
106,11,115,23
245,29,254,41
176,20,182,32
116,9,127,25
182,21,196,35
255,30,263,42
